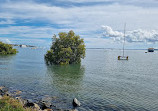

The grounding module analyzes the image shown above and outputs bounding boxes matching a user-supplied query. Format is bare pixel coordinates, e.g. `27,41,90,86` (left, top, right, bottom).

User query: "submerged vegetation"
45,30,86,65
0,41,18,54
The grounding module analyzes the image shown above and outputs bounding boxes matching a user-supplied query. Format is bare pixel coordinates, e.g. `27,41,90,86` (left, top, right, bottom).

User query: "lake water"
0,48,158,111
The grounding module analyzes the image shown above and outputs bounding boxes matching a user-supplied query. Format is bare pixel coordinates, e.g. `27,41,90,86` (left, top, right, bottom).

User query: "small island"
0,41,18,54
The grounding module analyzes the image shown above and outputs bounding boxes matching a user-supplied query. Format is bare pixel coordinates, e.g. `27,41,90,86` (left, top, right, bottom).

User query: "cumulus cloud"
1,0,158,48
102,26,123,37
102,25,158,43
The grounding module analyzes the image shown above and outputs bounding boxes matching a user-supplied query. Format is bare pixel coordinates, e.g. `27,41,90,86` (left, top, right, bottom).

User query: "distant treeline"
0,42,18,54
10,44,36,47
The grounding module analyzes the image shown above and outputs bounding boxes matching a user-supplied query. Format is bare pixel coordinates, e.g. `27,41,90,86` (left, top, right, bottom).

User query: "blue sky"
0,0,158,48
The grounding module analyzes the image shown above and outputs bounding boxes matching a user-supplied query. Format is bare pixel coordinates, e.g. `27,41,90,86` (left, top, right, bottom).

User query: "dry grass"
0,95,37,111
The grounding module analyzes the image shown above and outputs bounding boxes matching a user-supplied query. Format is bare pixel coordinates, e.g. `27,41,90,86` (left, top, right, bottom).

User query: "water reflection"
0,55,16,86
0,55,15,65
46,64,85,94
0,54,16,71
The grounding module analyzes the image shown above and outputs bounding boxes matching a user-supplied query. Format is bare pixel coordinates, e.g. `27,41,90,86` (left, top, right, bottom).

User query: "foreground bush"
45,30,86,65
0,41,18,54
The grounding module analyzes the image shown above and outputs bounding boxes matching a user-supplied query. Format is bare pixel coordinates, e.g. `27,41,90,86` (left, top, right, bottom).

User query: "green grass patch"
0,96,36,111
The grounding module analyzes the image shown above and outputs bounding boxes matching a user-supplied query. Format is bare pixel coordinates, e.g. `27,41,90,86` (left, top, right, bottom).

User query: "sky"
0,0,158,49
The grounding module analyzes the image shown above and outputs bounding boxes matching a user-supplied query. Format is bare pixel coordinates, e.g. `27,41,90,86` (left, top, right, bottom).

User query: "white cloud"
57,0,156,4
0,19,15,24
1,1,158,31
0,38,11,44
0,26,56,38
102,25,158,43
57,0,158,8
102,25,123,37
0,1,158,48
57,0,110,3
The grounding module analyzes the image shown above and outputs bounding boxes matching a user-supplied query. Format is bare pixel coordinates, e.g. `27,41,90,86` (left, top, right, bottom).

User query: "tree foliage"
0,41,18,54
45,30,86,65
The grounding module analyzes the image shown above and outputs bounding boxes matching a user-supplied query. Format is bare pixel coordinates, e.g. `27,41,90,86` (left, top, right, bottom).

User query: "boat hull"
148,48,154,52
118,56,128,60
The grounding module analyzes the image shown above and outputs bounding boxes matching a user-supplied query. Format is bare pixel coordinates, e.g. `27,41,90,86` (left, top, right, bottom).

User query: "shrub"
45,30,86,65
0,42,18,55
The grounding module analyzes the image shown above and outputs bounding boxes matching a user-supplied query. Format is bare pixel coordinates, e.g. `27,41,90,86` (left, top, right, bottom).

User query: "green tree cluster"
45,30,86,65
0,41,18,54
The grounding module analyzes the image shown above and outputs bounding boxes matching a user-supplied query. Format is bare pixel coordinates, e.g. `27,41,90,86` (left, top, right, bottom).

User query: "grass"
0,95,36,111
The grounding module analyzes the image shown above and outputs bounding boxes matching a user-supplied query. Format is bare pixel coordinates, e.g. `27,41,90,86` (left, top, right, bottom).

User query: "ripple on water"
0,49,158,110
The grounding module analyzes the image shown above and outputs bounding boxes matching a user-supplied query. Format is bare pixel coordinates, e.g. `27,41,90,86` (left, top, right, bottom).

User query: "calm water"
0,48,158,111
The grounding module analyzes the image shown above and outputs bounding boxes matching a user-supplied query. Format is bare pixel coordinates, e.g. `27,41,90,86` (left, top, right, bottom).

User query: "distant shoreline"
10,44,36,48
10,44,157,50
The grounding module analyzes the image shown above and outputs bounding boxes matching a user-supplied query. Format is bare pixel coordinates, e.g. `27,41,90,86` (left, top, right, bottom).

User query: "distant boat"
148,48,154,52
19,45,27,48
118,23,128,60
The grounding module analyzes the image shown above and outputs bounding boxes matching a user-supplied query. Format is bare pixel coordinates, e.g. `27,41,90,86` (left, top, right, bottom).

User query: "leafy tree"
45,30,86,65
0,41,18,54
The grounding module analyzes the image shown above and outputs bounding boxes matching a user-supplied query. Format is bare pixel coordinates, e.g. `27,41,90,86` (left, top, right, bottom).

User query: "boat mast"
123,23,126,57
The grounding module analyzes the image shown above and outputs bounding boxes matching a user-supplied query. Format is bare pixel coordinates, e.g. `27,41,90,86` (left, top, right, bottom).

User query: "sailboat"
118,23,128,60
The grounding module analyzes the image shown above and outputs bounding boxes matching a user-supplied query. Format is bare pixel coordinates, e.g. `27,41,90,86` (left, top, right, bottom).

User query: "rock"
38,101,49,110
43,109,53,111
5,92,10,96
72,98,81,107
16,97,27,107
15,90,22,95
0,86,8,95
62,109,78,111
38,95,52,109
0,86,5,90
69,109,78,111
9,90,22,97
55,109,63,111
25,99,35,107
0,87,8,92
15,97,21,100
34,103,41,110
42,95,52,102
16,97,42,110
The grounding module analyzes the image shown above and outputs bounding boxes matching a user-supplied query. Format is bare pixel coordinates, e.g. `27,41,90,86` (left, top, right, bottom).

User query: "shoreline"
0,86,78,111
